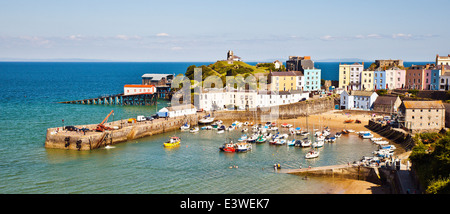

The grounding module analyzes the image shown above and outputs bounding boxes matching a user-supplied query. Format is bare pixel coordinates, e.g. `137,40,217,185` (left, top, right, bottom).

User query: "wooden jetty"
59,93,161,106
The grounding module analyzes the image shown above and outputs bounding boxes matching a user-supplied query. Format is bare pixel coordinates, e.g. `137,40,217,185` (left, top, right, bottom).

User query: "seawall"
45,114,200,151
45,97,334,150
366,120,415,151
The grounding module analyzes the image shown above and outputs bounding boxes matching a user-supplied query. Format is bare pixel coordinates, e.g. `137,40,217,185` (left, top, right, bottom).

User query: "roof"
402,100,444,109
269,71,302,76
124,84,155,88
141,74,174,80
373,96,399,105
350,90,376,97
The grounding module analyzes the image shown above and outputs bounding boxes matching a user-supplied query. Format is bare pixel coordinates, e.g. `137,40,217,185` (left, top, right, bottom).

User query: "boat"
189,126,199,133
218,125,226,131
242,128,248,132
180,122,190,130
281,123,292,128
201,125,212,130
247,134,258,143
199,115,215,124
347,129,355,133
371,137,382,142
236,142,252,152
341,129,349,134
345,119,354,123
274,139,286,145
294,140,303,147
373,140,389,145
316,135,325,142
379,145,396,150
217,130,224,134
270,126,278,131
300,131,309,136
164,137,181,147
335,132,342,138
238,134,248,142
226,125,235,131
312,140,324,148
305,150,319,159
301,140,312,147
220,142,236,152
287,139,296,146
256,135,266,144
355,119,361,124
362,133,374,139
329,136,336,142
264,133,273,141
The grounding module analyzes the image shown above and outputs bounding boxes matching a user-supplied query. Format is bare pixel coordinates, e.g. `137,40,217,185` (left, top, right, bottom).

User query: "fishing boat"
189,126,199,133
287,139,296,146
199,114,214,124
180,122,190,130
305,150,319,159
217,130,225,134
344,119,354,123
219,142,236,152
238,134,248,142
164,137,181,148
236,142,252,152
281,123,292,128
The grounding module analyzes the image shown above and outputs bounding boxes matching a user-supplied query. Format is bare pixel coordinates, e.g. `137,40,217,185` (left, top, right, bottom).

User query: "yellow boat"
164,137,181,147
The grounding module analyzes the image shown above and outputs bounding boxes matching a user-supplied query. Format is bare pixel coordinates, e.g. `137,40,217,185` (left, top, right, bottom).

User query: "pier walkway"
59,93,158,106
279,164,352,174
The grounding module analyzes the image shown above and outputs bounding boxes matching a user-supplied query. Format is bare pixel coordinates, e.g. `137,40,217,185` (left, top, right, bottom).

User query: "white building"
158,104,197,118
340,90,378,110
198,88,309,111
439,71,450,91
273,60,283,69
124,85,156,96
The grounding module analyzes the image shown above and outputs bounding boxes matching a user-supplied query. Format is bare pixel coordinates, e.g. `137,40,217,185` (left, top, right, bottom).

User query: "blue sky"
0,0,448,61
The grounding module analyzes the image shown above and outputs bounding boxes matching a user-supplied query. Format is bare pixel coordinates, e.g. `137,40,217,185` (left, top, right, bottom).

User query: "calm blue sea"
0,61,426,193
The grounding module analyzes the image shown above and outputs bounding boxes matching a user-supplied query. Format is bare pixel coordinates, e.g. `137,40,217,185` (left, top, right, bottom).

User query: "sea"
0,61,429,194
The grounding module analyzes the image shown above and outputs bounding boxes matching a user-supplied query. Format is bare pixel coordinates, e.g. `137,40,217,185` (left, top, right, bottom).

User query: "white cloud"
320,35,335,41
171,46,182,50
68,34,84,41
156,33,169,37
115,35,142,40
392,33,413,39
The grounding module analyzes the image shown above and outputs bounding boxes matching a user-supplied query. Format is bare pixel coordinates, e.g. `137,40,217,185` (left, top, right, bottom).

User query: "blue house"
303,68,321,91
430,69,441,90
373,69,386,90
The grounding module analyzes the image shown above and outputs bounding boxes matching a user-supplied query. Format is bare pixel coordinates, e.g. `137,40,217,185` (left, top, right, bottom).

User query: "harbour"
0,62,403,194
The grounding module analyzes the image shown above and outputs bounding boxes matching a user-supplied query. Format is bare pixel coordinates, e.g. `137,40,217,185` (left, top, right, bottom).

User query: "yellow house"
268,71,302,91
339,64,351,89
361,70,374,91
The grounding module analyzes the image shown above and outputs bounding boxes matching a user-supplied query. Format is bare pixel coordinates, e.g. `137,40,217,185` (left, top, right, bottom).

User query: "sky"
0,0,448,62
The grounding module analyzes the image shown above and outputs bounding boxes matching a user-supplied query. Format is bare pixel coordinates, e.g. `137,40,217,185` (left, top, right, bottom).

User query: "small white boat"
371,137,382,141
105,145,115,149
247,134,258,143
189,126,199,133
275,139,286,145
199,116,214,124
347,129,355,133
180,123,190,130
300,131,309,136
271,126,278,131
312,140,324,148
362,133,374,139
226,125,235,131
373,140,389,145
305,150,319,159
301,140,311,147
217,130,224,134
238,134,248,142
201,125,213,130
287,139,296,146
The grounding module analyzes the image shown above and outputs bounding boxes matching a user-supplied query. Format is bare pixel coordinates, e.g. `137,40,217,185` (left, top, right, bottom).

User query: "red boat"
219,143,236,152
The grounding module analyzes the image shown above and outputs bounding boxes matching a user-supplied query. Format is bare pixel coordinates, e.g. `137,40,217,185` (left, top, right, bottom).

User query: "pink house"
405,64,432,90
394,69,406,89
